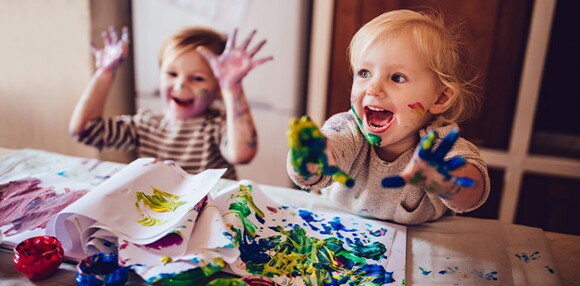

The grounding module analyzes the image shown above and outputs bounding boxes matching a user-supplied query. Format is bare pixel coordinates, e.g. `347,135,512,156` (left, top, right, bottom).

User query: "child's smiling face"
160,49,219,120
350,32,446,160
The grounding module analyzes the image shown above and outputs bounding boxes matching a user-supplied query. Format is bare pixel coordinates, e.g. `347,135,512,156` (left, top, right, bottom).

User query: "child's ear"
429,86,456,115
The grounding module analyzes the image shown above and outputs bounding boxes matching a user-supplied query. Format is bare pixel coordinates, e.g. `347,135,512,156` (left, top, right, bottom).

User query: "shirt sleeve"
73,113,139,151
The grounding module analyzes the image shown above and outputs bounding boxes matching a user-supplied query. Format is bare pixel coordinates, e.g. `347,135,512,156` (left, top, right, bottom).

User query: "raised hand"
381,128,475,198
91,26,129,73
287,116,355,188
197,28,273,88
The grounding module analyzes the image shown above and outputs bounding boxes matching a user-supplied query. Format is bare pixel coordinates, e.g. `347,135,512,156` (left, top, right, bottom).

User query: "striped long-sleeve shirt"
74,109,237,179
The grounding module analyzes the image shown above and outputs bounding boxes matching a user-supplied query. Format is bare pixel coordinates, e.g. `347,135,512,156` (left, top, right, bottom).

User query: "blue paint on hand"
381,176,406,188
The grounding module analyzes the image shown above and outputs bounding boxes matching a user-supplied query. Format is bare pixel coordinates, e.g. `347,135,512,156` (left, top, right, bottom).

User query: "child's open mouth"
172,96,194,107
364,106,393,133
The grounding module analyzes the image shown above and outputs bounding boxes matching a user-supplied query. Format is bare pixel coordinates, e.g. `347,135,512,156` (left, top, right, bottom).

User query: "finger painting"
0,173,90,238
39,158,235,283
212,181,406,285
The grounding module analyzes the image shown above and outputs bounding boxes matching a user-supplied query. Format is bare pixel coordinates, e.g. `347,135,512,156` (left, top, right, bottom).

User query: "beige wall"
0,0,135,163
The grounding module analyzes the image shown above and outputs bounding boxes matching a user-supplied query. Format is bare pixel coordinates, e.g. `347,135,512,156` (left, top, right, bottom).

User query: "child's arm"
197,29,272,164
382,128,485,210
286,116,354,188
69,27,129,136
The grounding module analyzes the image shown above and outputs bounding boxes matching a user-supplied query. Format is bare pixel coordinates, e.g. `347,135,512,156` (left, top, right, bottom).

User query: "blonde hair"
159,27,226,68
349,9,481,124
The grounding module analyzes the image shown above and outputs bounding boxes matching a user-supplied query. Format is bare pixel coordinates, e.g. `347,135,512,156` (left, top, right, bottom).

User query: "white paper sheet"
41,158,239,283
212,180,407,285
47,158,226,246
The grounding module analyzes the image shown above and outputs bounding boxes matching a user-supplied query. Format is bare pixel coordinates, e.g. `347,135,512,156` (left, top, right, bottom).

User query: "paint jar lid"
76,252,128,286
13,235,64,280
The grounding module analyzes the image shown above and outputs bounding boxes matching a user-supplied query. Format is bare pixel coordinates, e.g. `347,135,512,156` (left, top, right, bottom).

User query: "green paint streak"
138,214,166,227
136,186,186,212
207,278,249,286
262,226,343,285
199,257,226,277
409,170,427,185
351,106,382,146
232,185,264,219
348,241,387,260
228,185,262,238
228,202,258,238
135,186,186,227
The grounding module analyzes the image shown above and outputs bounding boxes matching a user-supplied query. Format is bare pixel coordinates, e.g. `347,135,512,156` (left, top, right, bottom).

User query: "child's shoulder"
323,111,356,133
205,108,226,122
135,108,164,119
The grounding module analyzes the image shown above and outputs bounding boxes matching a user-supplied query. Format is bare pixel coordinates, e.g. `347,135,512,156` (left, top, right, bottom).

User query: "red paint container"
13,235,64,280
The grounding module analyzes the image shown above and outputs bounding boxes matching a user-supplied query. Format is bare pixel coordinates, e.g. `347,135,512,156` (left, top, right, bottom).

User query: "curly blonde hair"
349,9,481,124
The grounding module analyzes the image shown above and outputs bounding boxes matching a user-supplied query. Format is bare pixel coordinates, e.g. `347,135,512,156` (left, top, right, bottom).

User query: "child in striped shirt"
69,26,272,179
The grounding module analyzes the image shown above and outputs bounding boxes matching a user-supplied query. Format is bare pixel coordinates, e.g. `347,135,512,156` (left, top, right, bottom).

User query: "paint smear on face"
135,186,186,227
351,106,382,146
408,102,426,117
0,177,88,236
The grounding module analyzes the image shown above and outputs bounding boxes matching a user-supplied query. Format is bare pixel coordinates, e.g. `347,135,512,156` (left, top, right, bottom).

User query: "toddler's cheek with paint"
408,102,427,117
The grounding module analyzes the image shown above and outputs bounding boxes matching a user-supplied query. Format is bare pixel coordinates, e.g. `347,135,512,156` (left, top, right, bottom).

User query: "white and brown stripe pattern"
74,109,237,179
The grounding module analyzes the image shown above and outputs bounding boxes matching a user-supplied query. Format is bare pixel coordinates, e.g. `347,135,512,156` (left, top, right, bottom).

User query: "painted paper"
0,173,92,245
212,180,407,285
41,158,234,284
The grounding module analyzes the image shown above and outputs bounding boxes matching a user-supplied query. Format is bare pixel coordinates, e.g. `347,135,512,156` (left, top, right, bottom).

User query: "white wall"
132,0,310,187
0,0,135,163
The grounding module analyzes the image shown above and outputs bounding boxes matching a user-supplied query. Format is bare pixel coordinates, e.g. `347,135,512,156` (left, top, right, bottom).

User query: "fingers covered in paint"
197,28,273,89
381,128,475,197
287,116,354,188
91,26,129,73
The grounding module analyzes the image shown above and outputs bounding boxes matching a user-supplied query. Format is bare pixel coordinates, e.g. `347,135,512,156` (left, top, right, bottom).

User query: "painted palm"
287,116,355,188
381,128,475,197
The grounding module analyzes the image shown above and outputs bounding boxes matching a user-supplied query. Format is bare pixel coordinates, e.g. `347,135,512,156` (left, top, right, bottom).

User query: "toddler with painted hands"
70,26,272,179
287,10,490,225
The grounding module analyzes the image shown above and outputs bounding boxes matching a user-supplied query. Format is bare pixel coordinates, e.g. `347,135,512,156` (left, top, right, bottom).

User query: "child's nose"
174,79,185,91
366,81,385,97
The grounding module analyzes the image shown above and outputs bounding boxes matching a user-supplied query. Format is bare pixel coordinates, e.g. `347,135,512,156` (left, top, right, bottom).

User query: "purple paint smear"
0,177,88,236
144,232,184,250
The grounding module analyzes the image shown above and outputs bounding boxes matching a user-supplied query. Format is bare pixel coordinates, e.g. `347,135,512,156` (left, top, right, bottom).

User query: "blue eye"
357,69,371,78
191,76,205,82
392,74,407,83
